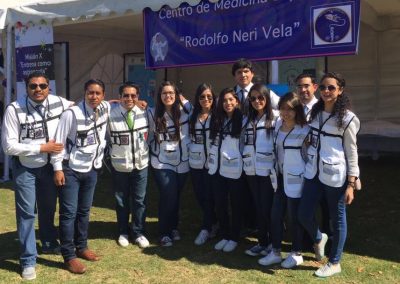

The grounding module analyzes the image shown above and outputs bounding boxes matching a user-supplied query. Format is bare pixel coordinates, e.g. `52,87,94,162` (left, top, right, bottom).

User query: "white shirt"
303,96,319,119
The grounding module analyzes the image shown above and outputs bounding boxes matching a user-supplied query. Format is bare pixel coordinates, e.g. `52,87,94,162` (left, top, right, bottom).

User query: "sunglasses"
319,85,337,92
122,93,138,99
199,95,213,101
28,83,48,90
248,95,265,102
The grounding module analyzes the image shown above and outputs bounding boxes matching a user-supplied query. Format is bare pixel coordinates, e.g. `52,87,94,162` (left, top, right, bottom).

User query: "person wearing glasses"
107,82,150,249
298,72,361,277
1,72,72,280
188,83,218,245
242,83,278,257
148,81,191,247
51,79,110,274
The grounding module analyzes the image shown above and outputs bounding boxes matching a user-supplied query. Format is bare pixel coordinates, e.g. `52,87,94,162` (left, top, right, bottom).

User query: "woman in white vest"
298,72,361,278
258,92,309,269
148,81,191,247
108,82,150,249
209,87,244,253
188,83,218,245
242,83,278,257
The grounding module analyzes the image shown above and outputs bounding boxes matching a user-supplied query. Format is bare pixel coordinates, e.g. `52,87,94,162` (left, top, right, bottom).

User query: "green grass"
0,157,399,283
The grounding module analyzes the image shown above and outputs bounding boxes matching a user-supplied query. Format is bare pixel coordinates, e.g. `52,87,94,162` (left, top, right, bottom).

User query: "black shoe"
41,241,61,255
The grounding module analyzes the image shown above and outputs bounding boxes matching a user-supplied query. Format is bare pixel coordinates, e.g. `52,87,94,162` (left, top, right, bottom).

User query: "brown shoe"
65,258,86,274
76,249,100,261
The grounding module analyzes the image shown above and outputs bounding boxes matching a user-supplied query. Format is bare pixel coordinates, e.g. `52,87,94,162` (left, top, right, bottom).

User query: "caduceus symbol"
325,12,346,42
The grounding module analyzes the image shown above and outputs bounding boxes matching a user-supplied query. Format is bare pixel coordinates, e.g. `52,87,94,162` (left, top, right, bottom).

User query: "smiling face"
249,90,266,114
223,92,239,117
234,67,254,89
160,85,176,107
319,77,343,107
198,88,213,112
120,86,138,110
296,77,318,105
279,102,296,124
26,76,49,103
85,83,105,109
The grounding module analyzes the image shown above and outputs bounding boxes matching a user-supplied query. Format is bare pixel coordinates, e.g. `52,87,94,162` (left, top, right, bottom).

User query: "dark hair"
119,82,140,97
231,58,253,76
295,73,317,85
210,87,243,140
25,71,49,87
248,83,274,136
309,72,351,128
84,79,105,92
154,81,182,140
278,92,307,127
189,83,217,137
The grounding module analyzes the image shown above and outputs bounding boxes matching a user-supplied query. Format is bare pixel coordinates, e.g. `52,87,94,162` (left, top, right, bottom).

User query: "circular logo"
150,32,168,63
315,8,350,43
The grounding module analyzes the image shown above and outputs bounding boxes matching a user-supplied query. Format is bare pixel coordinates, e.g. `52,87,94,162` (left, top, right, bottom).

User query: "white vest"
149,107,190,167
304,111,357,187
208,119,243,179
273,119,310,198
242,114,276,177
12,95,66,168
108,105,149,172
67,101,109,173
188,115,211,169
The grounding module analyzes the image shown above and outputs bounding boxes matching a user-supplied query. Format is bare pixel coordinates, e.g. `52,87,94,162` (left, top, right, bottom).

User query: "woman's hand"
345,186,354,205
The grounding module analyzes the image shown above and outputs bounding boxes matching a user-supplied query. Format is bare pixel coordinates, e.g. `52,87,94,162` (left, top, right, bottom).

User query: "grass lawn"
0,156,399,283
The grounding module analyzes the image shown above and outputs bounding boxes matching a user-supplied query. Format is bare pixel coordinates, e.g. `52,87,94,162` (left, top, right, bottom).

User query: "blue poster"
144,0,360,69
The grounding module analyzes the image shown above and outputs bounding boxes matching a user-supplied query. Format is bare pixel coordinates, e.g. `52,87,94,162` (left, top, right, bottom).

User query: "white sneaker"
118,234,129,247
160,236,173,247
214,239,228,251
258,251,282,266
222,240,238,252
314,233,328,261
281,252,304,269
315,262,342,277
172,230,181,241
194,230,209,245
22,266,36,280
135,235,150,248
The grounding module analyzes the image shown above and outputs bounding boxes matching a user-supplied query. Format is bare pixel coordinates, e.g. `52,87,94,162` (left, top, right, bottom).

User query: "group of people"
1,58,360,281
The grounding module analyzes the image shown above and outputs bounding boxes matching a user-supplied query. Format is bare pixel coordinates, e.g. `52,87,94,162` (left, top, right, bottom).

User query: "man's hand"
54,170,65,186
40,139,63,154
135,100,147,110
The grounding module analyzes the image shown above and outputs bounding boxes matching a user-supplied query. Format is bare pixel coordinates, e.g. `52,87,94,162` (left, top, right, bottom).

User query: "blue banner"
144,0,360,69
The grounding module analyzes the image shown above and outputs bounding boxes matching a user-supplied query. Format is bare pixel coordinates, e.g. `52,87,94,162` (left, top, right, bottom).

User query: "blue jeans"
212,173,243,242
298,177,347,263
247,175,274,247
112,167,148,239
270,176,303,252
190,168,217,232
152,168,188,238
12,159,58,268
59,164,98,261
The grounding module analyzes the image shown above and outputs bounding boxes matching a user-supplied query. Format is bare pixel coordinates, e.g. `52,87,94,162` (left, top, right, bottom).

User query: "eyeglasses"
28,83,48,90
248,95,265,102
122,93,138,99
161,91,175,97
319,85,337,92
296,84,310,89
199,95,213,101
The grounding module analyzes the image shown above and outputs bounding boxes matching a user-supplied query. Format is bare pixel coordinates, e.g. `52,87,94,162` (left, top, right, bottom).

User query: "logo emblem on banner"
312,4,354,48
150,32,168,62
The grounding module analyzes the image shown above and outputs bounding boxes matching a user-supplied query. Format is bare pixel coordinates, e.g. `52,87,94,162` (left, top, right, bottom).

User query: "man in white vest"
108,82,150,249
51,79,109,274
2,72,72,280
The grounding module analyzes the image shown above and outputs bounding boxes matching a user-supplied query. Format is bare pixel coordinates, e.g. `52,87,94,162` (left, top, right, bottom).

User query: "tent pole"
271,60,279,84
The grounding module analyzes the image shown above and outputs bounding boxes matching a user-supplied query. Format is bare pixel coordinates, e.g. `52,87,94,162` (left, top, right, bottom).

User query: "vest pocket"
320,158,345,185
255,151,273,170
284,168,304,197
189,143,205,169
221,152,241,174
207,146,218,174
159,143,179,165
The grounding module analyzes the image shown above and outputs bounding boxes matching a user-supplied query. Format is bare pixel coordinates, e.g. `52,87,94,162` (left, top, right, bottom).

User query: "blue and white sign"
144,0,360,69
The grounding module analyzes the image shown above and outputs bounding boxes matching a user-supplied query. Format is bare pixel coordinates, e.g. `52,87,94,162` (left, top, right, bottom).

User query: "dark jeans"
12,160,58,268
240,173,257,230
112,167,148,239
152,168,188,238
59,165,98,261
298,177,347,264
212,173,243,242
247,175,274,247
190,168,217,231
270,176,304,252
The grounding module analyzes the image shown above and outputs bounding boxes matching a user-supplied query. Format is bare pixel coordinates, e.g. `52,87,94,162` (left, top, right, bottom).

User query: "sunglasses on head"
28,83,49,90
319,85,337,92
199,95,213,101
248,95,265,102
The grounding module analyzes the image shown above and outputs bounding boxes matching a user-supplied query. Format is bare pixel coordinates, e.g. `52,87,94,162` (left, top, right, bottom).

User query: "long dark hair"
309,72,351,128
278,92,307,127
154,81,182,140
248,83,274,136
189,83,217,136
210,87,243,140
